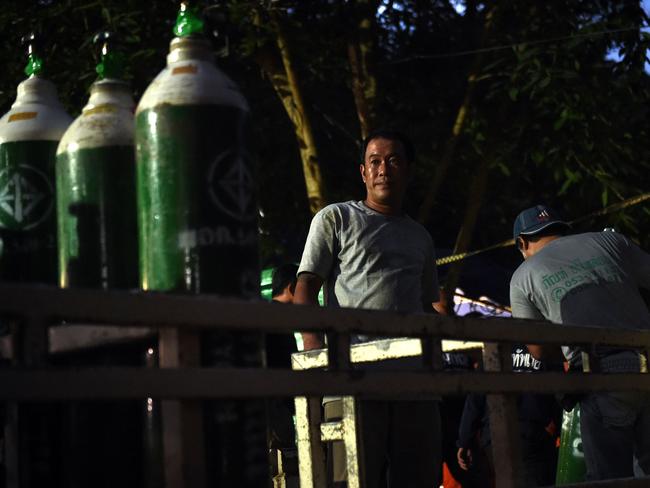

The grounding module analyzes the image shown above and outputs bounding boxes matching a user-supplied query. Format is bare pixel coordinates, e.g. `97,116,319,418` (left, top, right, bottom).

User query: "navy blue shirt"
457,345,559,449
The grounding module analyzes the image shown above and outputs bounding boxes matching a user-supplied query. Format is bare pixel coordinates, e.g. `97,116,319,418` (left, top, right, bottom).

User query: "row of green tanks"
1,9,258,295
0,3,265,487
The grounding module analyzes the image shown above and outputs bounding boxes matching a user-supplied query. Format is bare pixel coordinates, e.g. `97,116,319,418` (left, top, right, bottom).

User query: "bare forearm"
294,272,325,350
301,333,324,350
527,344,565,369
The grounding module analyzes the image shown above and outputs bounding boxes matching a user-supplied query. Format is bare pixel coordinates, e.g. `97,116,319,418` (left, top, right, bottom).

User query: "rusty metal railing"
1,283,650,488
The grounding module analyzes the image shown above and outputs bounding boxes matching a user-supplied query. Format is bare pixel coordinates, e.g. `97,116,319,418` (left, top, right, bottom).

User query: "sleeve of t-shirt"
457,394,486,449
297,206,338,280
509,279,545,320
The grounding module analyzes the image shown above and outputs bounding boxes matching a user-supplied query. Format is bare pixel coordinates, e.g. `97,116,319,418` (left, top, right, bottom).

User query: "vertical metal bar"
143,346,163,488
421,336,443,371
581,351,592,373
6,316,48,488
270,448,287,488
327,332,351,371
4,403,19,488
294,396,327,488
158,327,206,488
342,396,365,488
13,316,48,367
483,342,524,488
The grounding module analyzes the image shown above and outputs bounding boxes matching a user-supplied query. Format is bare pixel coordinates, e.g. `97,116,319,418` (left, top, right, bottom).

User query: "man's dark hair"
271,263,299,297
518,223,569,245
360,129,415,164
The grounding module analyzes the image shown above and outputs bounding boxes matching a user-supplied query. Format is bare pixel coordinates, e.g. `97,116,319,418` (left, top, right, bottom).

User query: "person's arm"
422,237,439,313
510,282,559,361
456,394,486,470
432,287,450,315
295,206,337,350
294,272,325,350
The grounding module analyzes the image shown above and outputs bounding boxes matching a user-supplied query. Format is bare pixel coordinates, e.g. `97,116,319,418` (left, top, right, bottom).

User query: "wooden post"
342,396,365,488
6,316,49,488
294,396,327,488
483,342,524,488
158,328,205,488
422,336,443,371
327,332,351,371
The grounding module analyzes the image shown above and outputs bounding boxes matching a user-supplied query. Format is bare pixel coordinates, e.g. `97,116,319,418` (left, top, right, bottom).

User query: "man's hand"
432,287,450,315
527,344,566,368
294,272,325,350
457,447,473,471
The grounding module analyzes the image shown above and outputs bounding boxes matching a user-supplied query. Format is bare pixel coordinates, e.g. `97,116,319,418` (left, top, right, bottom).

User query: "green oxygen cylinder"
555,406,587,484
135,4,259,297
135,3,264,486
56,32,137,289
0,33,72,283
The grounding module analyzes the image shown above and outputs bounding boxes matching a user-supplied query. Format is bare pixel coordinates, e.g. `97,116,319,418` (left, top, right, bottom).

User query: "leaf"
508,87,518,101
559,177,573,195
601,188,609,207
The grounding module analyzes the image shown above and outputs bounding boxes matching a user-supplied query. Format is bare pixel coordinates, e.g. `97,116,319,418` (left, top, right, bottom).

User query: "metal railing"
1,283,650,487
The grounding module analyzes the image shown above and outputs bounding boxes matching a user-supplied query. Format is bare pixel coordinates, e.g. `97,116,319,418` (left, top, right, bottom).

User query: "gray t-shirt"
510,231,650,365
299,200,438,332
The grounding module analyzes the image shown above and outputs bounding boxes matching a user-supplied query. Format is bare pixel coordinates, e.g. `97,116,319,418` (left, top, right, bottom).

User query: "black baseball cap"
513,205,570,240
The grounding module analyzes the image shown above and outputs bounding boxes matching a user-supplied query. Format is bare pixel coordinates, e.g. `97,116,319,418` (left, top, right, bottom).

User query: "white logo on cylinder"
208,149,255,222
0,164,53,230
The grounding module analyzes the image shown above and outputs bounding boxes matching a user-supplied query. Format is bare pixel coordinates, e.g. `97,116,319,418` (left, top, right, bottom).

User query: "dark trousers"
580,392,650,480
520,428,558,487
324,399,441,488
464,429,556,488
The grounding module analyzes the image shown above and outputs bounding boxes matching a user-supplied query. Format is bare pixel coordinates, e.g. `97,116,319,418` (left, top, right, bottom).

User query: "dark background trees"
1,0,648,304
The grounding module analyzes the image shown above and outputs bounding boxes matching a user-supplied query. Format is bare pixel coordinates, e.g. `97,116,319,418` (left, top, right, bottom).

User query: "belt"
587,350,646,373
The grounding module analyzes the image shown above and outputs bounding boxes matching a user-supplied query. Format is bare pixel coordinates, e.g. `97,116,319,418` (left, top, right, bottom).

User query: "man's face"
360,137,410,211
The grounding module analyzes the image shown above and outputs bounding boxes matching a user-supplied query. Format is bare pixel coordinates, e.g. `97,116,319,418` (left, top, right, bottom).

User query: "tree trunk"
441,154,492,306
417,5,497,225
346,0,378,140
254,10,327,215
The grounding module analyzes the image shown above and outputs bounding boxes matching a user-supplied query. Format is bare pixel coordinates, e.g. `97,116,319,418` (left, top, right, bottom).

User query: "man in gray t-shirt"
509,204,650,481
298,199,437,344
295,129,440,487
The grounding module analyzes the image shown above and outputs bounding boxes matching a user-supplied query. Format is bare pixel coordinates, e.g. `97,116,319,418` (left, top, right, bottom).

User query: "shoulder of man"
314,201,353,216
566,231,636,258
308,201,355,229
510,258,532,287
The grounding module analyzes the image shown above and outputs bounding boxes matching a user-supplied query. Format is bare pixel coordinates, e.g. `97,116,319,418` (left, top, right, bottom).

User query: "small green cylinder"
555,406,587,484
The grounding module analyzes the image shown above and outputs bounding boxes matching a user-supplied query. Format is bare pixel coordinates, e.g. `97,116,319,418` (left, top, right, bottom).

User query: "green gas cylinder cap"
94,31,126,80
22,32,44,77
173,1,205,37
